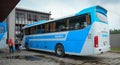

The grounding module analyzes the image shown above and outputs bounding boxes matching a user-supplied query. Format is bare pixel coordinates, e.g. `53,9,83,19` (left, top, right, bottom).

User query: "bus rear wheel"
55,44,65,57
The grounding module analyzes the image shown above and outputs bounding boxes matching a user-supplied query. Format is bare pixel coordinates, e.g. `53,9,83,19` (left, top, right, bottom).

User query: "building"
7,8,51,44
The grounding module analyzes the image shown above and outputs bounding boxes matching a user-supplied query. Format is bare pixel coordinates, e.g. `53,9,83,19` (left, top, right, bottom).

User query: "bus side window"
86,14,90,25
45,24,49,33
30,27,33,34
40,28,45,33
56,20,66,32
75,22,80,29
36,25,45,34
40,25,45,33
26,28,30,35
80,22,85,29
50,22,56,32
84,22,87,27
81,14,90,28
59,25,65,31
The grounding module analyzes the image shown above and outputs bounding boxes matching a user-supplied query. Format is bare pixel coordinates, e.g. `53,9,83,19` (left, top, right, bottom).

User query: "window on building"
15,25,20,31
16,12,25,24
33,15,38,21
27,13,32,21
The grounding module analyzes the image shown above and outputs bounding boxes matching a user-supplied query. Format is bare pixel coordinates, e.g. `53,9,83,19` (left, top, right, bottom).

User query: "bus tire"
25,43,29,50
55,44,65,57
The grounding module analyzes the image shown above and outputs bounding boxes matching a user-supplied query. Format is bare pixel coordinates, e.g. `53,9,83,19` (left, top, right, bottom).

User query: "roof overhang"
0,0,20,22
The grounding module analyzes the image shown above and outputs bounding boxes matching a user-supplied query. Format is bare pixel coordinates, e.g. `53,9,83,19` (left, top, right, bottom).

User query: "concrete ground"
0,48,120,65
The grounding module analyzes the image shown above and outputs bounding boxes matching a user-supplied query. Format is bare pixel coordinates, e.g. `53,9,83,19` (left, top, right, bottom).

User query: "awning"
0,0,20,21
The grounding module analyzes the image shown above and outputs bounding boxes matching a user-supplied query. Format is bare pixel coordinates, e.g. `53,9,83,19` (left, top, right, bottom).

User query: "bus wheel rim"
57,47,63,55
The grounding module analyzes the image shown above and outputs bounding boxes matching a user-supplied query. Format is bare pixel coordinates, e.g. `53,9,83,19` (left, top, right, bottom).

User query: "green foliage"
110,29,120,34
111,48,120,52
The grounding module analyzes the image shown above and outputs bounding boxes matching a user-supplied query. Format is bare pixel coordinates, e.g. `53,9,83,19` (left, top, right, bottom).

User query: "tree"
110,29,120,34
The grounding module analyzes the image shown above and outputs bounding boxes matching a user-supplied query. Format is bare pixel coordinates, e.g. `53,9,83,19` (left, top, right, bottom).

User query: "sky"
17,0,120,30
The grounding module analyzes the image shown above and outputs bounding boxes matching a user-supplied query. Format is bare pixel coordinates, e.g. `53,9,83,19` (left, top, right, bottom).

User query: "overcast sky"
17,0,120,30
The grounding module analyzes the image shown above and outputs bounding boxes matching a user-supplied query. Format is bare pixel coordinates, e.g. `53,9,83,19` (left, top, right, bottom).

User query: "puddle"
35,55,47,58
0,51,6,53
3,55,41,61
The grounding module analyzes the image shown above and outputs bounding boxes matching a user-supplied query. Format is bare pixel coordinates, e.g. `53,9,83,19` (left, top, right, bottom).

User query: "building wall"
110,34,120,48
7,8,15,43
7,8,51,44
15,8,51,42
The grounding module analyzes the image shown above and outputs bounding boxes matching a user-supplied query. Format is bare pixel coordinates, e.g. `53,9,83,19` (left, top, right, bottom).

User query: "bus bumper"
94,46,110,54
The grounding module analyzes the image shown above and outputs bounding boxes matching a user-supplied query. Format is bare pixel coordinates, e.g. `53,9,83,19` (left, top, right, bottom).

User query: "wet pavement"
0,49,120,65
2,55,42,61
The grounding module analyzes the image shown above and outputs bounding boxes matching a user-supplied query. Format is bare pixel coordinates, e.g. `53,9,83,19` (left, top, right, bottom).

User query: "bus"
23,5,110,57
0,22,7,49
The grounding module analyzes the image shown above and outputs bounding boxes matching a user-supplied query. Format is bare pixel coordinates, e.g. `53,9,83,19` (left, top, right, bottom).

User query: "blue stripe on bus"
26,32,67,41
64,25,91,53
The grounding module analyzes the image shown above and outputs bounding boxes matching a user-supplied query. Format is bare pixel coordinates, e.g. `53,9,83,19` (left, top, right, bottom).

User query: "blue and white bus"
23,5,110,56
0,22,7,49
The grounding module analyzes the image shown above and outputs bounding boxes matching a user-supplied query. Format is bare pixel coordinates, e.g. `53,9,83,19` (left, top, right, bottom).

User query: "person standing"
19,43,22,52
8,38,14,53
15,40,19,52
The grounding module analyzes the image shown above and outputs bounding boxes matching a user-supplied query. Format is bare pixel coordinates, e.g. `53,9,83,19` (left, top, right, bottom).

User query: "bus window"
96,12,107,23
69,13,90,30
86,14,90,25
56,20,66,31
66,19,69,30
34,26,37,34
25,28,29,35
59,25,65,31
0,26,4,33
30,27,34,34
50,22,56,32
37,25,45,34
45,24,49,33
75,22,80,29
53,22,56,32
29,26,37,35
69,16,82,30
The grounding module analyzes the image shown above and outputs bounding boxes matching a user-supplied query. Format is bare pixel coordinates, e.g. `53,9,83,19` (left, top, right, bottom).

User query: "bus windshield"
96,12,108,23
0,26,4,33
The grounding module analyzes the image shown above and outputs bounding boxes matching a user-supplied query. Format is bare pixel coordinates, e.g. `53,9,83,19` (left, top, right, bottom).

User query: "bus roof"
0,0,20,22
23,5,107,29
76,5,107,16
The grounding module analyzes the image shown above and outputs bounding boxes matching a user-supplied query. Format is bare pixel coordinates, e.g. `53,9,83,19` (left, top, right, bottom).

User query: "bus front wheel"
55,44,65,57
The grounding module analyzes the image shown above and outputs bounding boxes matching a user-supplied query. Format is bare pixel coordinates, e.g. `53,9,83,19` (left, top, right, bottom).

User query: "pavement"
0,48,120,65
